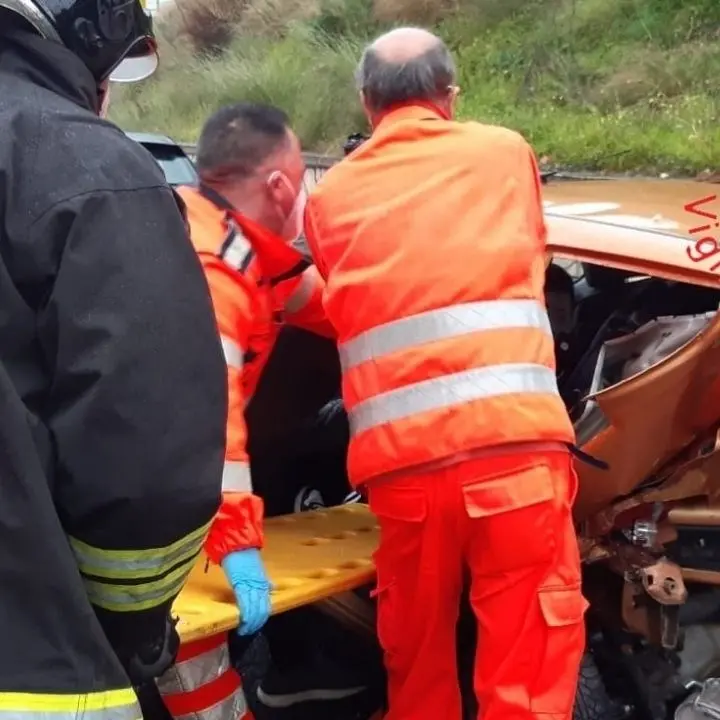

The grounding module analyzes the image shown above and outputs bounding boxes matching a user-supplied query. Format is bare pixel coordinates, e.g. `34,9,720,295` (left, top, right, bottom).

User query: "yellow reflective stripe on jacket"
69,520,211,581
82,553,199,613
0,688,141,719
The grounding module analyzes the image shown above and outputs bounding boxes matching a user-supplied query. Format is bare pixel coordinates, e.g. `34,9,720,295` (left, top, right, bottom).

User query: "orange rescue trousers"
367,449,587,720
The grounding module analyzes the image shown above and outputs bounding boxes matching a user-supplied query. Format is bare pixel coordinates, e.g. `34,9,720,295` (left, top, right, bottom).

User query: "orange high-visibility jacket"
304,104,575,486
178,185,333,562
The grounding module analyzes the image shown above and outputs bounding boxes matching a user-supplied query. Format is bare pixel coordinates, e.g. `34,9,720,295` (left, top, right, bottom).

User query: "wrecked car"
154,150,720,720
263,175,720,720
125,131,199,187
535,179,720,720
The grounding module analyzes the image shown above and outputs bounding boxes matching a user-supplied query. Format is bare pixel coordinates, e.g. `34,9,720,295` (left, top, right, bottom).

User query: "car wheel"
574,652,626,720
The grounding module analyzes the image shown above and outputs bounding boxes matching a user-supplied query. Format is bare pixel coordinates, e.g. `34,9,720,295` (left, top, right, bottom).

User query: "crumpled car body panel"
542,179,720,526
572,311,720,521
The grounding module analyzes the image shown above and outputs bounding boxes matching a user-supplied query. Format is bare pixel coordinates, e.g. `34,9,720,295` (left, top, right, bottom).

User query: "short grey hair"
355,31,456,113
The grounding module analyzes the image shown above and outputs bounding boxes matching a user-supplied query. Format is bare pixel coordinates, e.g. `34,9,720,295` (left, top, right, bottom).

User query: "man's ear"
448,85,460,119
266,170,284,193
360,91,375,126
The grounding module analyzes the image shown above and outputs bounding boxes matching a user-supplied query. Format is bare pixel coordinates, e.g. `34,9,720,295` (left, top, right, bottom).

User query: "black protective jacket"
0,27,226,702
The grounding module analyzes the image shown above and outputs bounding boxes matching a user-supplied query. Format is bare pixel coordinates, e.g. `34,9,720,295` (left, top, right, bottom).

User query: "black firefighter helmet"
0,0,158,83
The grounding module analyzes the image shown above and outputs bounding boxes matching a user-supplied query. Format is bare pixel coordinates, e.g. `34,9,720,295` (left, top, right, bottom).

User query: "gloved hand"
221,549,272,636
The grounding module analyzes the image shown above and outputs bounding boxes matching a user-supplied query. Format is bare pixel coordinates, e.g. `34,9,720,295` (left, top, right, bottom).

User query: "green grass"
110,0,720,174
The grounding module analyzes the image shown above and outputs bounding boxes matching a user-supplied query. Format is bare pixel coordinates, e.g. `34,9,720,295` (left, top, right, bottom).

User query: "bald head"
371,27,440,61
356,27,456,115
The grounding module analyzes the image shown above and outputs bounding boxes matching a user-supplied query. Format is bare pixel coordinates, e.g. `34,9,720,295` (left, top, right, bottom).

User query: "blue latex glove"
221,549,272,636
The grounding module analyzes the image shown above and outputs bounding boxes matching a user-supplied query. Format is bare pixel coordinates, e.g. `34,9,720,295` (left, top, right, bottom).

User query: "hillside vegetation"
111,0,720,174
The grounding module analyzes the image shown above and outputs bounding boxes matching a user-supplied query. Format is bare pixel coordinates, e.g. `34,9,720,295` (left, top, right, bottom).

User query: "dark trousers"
138,400,353,718
249,398,353,669
250,398,351,515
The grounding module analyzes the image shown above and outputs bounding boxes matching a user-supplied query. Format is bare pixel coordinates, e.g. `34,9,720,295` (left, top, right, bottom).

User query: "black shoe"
293,487,327,513
256,656,366,709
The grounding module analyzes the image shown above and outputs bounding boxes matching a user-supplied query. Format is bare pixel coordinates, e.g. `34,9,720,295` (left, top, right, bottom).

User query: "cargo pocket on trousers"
462,463,558,574
532,585,589,716
368,483,427,658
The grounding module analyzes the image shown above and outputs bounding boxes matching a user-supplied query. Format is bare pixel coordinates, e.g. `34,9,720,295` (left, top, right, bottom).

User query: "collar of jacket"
227,208,310,284
373,101,449,130
195,184,310,282
0,26,99,113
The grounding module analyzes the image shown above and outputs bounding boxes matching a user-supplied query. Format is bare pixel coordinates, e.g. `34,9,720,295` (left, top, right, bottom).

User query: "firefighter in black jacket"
0,1,226,717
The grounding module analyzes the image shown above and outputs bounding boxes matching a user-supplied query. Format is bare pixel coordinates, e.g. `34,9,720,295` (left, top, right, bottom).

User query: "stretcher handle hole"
272,577,305,591
298,511,328,520
329,531,357,540
306,568,341,579
338,559,373,570
302,537,332,546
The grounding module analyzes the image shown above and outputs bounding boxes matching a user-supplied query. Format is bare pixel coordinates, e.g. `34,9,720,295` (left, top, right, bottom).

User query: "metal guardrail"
179,144,340,189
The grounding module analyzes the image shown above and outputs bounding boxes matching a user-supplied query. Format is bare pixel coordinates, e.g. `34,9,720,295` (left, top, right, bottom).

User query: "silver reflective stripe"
0,695,142,720
0,710,140,720
221,335,244,370
174,687,249,720
284,268,316,314
70,521,210,580
0,706,143,720
156,643,231,696
222,461,253,493
222,227,252,271
83,560,193,612
349,363,559,436
339,299,552,371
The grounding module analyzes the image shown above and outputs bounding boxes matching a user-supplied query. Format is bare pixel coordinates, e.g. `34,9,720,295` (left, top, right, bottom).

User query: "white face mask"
284,185,307,243
270,171,307,243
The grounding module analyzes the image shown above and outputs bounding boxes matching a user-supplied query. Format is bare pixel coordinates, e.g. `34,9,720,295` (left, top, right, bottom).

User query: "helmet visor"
110,35,158,83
